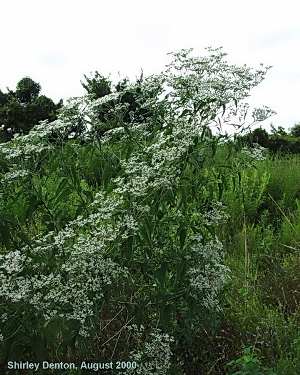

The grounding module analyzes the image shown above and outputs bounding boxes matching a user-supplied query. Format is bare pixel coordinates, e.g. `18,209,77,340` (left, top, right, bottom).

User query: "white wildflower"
2,169,29,183
186,235,230,310
124,328,174,375
241,145,266,161
203,201,230,226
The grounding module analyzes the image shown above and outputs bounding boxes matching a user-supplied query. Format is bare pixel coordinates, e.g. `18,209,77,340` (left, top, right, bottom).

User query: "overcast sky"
1,0,299,132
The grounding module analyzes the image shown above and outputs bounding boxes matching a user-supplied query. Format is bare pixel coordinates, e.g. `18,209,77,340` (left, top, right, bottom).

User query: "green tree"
240,126,270,149
0,77,62,142
251,127,270,147
81,71,163,137
270,124,287,136
15,77,41,104
81,71,112,99
290,123,300,138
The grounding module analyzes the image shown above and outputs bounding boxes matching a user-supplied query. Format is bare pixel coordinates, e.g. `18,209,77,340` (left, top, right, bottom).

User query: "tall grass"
216,153,300,374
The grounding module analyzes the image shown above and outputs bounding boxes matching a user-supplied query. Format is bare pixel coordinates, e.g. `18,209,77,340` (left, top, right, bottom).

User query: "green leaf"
135,298,150,327
83,189,94,203
70,164,80,190
123,123,132,136
139,217,153,247
221,103,226,116
232,176,236,193
124,235,134,260
179,109,190,118
31,334,45,362
62,329,78,356
176,258,187,285
179,227,187,250
55,177,69,196
139,227,151,247
102,165,113,190
208,184,214,201
218,179,223,200
204,224,215,237
0,222,10,249
211,141,217,157
226,143,233,160
159,303,172,330
238,171,242,187
176,188,186,210
75,205,85,217
151,122,163,136
125,143,134,160
25,195,38,221
54,187,72,206
16,231,31,246
156,261,168,286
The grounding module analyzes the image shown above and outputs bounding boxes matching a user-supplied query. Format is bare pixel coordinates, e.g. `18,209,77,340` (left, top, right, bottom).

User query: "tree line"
0,73,159,143
240,124,300,154
1,74,300,156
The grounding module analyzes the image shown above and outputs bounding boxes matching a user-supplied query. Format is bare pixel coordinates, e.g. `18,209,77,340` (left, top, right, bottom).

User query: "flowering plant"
0,48,275,372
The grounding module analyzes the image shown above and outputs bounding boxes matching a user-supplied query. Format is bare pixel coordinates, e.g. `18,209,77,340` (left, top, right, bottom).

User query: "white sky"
1,0,299,133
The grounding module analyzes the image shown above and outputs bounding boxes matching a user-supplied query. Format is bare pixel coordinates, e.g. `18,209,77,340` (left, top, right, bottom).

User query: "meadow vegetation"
0,47,299,374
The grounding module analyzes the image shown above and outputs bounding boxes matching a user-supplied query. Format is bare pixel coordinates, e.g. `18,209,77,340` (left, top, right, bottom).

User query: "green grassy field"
214,153,300,375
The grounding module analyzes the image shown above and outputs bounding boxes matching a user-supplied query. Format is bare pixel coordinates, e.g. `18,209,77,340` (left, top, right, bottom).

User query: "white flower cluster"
98,126,126,144
0,188,131,335
90,92,120,107
2,169,29,183
252,106,277,122
241,145,266,161
0,124,54,163
163,48,275,130
203,201,230,226
0,273,32,303
113,120,198,197
186,234,230,310
0,144,23,160
0,250,28,275
123,327,175,375
0,97,89,163
0,238,126,329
